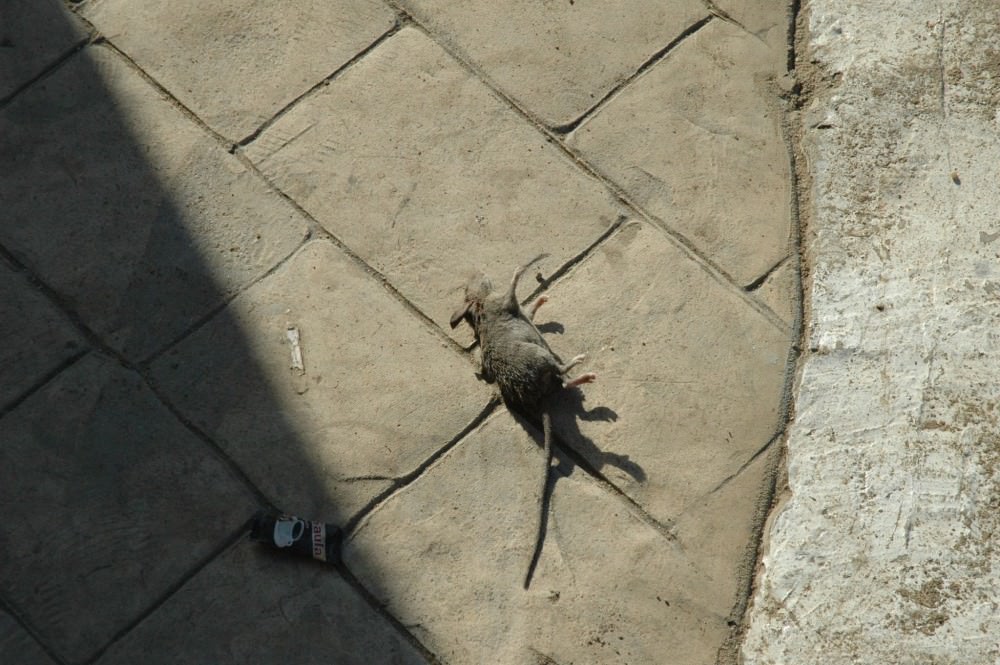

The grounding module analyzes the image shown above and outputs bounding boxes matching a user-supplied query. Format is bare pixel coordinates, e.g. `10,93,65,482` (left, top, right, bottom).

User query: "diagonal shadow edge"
0,6,449,664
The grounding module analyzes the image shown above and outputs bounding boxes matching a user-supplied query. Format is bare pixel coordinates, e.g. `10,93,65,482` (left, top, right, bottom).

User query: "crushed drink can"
250,510,341,564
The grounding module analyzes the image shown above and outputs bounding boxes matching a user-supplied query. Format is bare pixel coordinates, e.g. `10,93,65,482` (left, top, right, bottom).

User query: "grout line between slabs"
138,233,313,367
83,2,783,348
61,4,790,342
235,22,403,148
6,27,460,663
1,233,291,513
32,12,483,529
744,255,790,292
0,242,125,368
0,349,88,420
5,22,466,369
15,32,448,371
568,173,791,332
702,0,744,29
385,6,790,334
0,29,96,108
522,214,629,303
0,594,70,665
342,398,501,536
231,150,475,361
63,13,397,162
705,430,783,499
724,1,808,660
80,517,255,665
0,246,276,512
142,376,277,509
552,429,679,544
333,565,444,665
95,38,235,149
552,14,715,134
600,176,792,333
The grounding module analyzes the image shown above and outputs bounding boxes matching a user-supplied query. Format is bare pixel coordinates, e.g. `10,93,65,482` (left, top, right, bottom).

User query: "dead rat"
450,253,595,588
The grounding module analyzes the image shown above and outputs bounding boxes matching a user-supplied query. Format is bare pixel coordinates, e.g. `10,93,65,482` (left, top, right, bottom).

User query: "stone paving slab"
81,0,398,142
0,0,805,662
0,44,310,362
672,447,775,630
396,0,708,128
0,0,88,100
244,26,626,344
151,240,492,525
0,608,56,665
568,18,790,286
94,540,426,665
0,259,84,409
753,256,797,326
712,0,790,53
540,221,789,526
346,412,728,665
0,353,257,663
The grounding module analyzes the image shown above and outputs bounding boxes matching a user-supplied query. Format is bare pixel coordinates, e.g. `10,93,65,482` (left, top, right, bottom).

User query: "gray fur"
451,254,595,588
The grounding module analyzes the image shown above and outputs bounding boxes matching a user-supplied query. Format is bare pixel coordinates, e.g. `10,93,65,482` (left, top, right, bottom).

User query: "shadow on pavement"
0,3,429,664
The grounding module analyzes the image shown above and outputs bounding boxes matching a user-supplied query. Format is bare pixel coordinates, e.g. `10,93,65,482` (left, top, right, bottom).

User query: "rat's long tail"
505,253,550,312
523,410,553,589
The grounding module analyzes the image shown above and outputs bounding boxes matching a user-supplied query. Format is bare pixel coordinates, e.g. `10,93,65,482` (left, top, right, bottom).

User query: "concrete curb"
743,1,1000,662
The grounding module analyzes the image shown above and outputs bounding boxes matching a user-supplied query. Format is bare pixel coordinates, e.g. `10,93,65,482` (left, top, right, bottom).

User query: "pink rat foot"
564,372,596,389
528,295,548,320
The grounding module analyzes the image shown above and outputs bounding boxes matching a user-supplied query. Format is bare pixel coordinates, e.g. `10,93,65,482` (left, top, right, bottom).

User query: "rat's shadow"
505,378,646,588
508,390,645,486
513,319,645,484
461,300,644,587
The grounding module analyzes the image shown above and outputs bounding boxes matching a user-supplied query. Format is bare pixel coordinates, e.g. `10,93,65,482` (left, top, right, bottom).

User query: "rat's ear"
450,302,472,329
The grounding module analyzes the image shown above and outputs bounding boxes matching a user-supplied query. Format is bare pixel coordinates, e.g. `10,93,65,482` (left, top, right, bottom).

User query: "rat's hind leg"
563,372,596,388
559,354,595,388
528,295,548,321
504,254,550,310
560,353,586,374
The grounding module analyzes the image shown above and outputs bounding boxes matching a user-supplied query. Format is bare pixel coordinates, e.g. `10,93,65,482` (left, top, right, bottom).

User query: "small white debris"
286,325,305,374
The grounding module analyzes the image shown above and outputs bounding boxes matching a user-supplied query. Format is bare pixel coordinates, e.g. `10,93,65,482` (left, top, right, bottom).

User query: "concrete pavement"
743,1,1000,663
4,0,799,663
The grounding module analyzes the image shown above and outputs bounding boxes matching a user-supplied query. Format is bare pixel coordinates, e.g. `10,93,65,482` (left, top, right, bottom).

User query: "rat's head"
449,272,494,332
